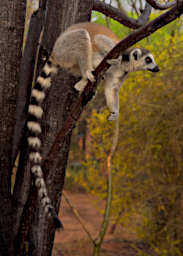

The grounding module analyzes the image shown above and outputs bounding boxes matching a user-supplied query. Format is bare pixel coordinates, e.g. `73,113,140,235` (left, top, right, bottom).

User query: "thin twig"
115,0,127,14
109,206,124,234
62,191,95,244
104,0,112,28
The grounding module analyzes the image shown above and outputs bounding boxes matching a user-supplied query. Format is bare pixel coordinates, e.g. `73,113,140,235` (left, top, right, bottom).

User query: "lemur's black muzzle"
148,66,160,73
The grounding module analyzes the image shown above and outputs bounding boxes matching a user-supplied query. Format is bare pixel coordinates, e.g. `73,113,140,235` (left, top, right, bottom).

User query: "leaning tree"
0,0,183,255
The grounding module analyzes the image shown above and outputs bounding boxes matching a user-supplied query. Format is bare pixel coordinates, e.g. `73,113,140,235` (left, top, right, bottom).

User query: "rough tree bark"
0,0,26,255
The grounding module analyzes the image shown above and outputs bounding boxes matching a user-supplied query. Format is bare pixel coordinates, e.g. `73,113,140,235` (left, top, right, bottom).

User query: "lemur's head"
122,48,159,73
107,48,159,74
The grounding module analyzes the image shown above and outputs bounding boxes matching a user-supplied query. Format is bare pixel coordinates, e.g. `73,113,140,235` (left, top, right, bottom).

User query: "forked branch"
93,0,152,29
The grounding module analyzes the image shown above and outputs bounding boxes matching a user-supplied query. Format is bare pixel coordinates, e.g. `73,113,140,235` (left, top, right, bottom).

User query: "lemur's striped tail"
27,58,62,228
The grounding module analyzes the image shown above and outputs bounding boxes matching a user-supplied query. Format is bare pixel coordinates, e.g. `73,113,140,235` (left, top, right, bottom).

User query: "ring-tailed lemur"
27,22,159,227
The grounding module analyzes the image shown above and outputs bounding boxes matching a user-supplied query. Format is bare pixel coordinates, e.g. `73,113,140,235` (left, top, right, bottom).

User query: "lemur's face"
107,48,159,74
129,48,159,72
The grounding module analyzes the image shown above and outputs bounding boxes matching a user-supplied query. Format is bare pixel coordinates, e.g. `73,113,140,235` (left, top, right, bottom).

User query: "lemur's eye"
133,51,138,60
145,57,152,64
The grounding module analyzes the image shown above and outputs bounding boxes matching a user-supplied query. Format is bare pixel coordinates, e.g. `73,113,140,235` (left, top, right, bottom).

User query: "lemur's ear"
107,56,122,65
131,48,142,61
122,53,130,62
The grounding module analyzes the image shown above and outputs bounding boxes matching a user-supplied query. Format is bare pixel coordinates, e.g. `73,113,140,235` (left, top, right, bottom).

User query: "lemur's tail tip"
54,216,64,230
50,208,64,229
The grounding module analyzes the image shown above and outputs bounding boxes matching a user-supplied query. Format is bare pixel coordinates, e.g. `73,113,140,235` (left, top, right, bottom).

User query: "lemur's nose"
151,66,160,72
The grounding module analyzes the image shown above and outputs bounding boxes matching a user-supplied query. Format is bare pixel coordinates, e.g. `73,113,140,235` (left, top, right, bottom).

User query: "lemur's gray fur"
27,22,159,227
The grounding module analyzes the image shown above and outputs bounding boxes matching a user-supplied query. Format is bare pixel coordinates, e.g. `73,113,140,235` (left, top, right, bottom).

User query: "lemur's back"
67,22,120,52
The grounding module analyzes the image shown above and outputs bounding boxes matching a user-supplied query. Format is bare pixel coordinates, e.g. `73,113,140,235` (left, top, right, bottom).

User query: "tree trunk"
13,0,93,255
0,0,26,255
32,1,94,255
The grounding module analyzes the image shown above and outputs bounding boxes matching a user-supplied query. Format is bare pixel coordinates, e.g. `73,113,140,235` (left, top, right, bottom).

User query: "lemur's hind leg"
52,29,95,92
73,30,95,91
94,34,116,55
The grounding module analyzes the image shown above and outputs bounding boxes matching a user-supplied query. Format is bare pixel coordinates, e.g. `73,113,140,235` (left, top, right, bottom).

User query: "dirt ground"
53,192,150,256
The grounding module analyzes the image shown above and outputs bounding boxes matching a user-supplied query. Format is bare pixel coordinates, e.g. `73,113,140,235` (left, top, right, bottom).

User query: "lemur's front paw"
74,79,87,92
74,70,95,92
86,70,95,83
107,112,119,121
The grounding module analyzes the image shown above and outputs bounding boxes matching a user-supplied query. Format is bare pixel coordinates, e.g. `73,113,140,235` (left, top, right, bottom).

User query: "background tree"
0,0,26,255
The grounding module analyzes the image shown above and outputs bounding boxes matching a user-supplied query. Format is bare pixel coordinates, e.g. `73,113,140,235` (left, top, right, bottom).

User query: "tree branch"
177,0,183,8
93,0,152,29
43,3,183,175
146,0,176,10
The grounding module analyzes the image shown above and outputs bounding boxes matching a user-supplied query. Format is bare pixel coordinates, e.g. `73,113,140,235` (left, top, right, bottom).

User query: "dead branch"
93,0,152,29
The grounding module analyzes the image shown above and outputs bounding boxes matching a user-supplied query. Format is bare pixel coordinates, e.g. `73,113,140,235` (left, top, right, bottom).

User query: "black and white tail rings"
27,60,62,228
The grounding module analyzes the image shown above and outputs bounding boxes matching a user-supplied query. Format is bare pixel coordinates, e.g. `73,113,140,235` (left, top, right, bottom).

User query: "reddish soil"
53,192,147,256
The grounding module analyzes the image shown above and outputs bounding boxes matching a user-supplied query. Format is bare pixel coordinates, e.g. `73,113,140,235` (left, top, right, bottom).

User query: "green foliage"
68,15,183,255
92,11,182,47
92,11,129,38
